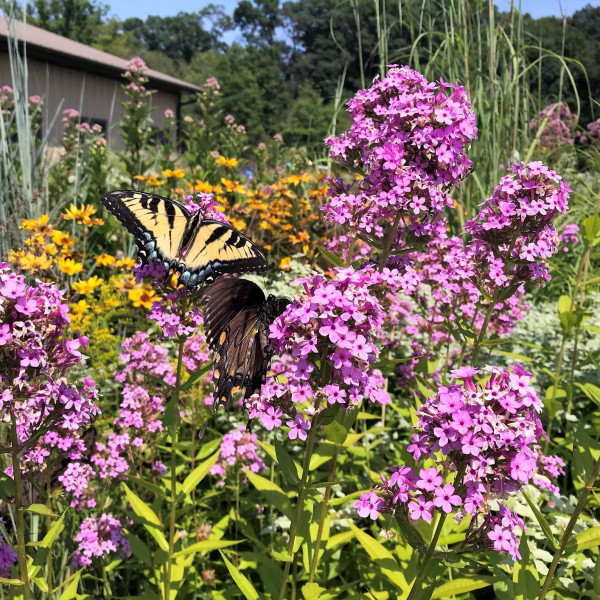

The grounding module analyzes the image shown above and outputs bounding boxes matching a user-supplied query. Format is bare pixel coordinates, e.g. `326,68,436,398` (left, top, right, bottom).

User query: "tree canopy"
5,0,599,150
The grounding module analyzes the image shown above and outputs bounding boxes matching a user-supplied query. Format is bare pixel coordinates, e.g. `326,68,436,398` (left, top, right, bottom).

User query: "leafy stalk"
10,412,31,600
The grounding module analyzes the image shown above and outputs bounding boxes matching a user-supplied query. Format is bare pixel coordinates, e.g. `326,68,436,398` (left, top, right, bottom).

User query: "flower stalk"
163,324,187,600
10,412,31,600
538,455,600,600
278,414,319,600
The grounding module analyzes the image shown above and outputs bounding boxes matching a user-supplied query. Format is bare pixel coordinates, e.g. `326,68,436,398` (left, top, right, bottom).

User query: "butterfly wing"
101,190,191,269
101,191,269,288
203,278,291,412
203,278,266,409
181,221,268,287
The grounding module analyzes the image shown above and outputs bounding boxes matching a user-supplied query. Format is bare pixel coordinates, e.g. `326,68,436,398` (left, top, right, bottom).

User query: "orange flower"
279,257,291,271
51,230,75,248
163,168,185,178
216,156,238,167
20,215,51,232
96,253,116,267
62,204,104,226
128,286,158,310
58,257,84,276
116,257,136,270
221,178,245,194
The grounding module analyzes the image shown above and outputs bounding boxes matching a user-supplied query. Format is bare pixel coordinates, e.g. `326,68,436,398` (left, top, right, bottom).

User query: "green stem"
471,294,496,365
102,565,112,597
46,469,53,596
308,453,338,583
545,244,589,451
378,212,403,272
538,455,600,600
406,464,467,600
10,413,31,600
278,414,319,600
163,333,186,600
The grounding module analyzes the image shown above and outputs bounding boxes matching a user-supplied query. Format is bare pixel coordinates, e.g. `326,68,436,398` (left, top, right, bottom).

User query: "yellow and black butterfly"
100,190,268,288
202,277,290,411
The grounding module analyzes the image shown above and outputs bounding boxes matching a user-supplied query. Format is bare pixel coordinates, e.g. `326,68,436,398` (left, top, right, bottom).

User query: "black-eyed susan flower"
96,254,116,267
216,156,238,167
72,276,104,295
128,286,158,310
58,257,84,276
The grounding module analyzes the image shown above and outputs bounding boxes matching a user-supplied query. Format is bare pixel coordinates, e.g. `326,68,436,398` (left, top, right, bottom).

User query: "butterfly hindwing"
100,190,269,288
212,308,262,409
203,278,290,412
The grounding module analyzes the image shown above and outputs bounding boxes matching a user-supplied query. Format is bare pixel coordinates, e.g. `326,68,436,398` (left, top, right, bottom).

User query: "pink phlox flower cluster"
115,384,164,435
0,543,17,578
587,118,600,143
249,266,421,438
323,234,372,264
0,266,100,473
115,331,175,385
355,365,561,561
559,223,580,252
324,65,477,241
181,193,230,224
464,505,525,560
529,103,578,148
59,462,96,509
210,426,266,485
533,454,566,495
183,332,212,373
465,162,570,286
72,514,131,568
148,290,204,339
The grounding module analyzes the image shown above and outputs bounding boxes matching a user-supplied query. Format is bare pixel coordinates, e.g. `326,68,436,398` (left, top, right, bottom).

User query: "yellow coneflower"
58,257,84,276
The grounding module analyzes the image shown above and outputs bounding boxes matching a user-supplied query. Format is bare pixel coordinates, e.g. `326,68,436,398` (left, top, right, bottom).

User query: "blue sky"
111,0,598,21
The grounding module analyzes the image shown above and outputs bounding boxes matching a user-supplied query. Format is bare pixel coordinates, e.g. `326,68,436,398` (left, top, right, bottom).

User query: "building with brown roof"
0,16,202,148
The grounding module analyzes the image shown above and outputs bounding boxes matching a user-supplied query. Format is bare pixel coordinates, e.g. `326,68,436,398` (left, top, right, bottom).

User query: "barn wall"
0,53,178,150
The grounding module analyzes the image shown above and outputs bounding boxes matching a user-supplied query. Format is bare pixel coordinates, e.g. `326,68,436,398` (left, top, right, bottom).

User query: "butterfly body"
101,191,268,288
202,277,290,411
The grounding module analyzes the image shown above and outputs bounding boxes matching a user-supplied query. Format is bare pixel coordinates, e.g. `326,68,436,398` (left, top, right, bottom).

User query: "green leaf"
40,510,66,549
59,569,82,600
317,403,340,426
220,551,259,600
26,504,57,517
348,522,408,593
181,363,213,392
173,539,241,558
322,420,347,446
521,491,557,549
557,295,576,333
565,526,600,553
317,246,345,267
274,440,300,485
572,423,600,490
513,535,540,600
181,450,220,496
576,382,600,408
246,471,292,517
302,582,328,599
431,577,495,598
123,483,169,552
0,576,23,585
0,471,15,501
582,213,600,246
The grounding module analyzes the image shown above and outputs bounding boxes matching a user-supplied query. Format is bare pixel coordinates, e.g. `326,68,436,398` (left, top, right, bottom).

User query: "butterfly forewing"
100,191,269,289
184,220,268,277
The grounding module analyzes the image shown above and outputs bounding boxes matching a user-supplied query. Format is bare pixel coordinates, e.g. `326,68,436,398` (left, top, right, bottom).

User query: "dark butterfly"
100,190,268,288
202,277,290,412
